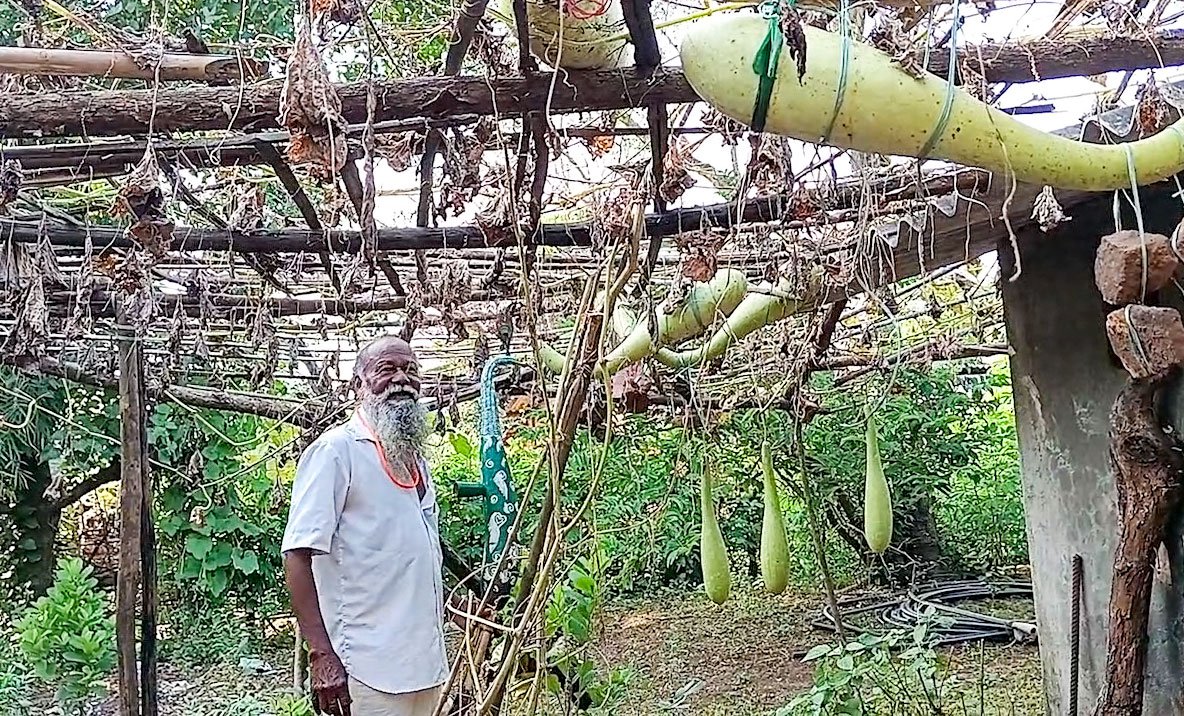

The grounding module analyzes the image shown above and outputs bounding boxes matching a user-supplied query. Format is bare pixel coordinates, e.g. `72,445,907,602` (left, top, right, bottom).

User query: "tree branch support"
1094,375,1184,716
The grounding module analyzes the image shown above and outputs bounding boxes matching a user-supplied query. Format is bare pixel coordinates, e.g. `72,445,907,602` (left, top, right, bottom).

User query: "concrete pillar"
1001,190,1184,715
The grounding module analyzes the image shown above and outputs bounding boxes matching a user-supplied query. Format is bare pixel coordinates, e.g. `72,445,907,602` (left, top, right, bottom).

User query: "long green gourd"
759,442,790,594
679,11,1184,191
537,268,750,377
655,270,820,369
602,268,748,375
699,459,731,604
863,414,892,554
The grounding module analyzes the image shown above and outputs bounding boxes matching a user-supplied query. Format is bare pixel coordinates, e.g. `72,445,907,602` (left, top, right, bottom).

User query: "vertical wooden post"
139,397,157,716
292,622,305,692
116,317,145,716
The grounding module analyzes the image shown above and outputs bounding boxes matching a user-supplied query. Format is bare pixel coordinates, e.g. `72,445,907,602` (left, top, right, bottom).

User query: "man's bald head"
353,336,422,401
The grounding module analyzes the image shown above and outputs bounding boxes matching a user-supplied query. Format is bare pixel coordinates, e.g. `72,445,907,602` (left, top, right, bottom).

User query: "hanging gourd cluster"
699,420,891,605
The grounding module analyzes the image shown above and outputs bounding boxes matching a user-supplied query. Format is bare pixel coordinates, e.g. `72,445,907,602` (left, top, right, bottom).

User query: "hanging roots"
280,19,348,178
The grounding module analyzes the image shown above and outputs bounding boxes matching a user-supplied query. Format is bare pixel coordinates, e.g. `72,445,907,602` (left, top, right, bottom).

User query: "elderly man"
282,336,475,716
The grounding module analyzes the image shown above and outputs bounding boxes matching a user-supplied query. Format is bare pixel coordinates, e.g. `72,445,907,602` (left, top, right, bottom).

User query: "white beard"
361,386,428,465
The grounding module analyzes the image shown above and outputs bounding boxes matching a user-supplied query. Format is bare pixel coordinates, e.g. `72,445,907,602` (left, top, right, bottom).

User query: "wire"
564,0,612,20
812,578,1037,647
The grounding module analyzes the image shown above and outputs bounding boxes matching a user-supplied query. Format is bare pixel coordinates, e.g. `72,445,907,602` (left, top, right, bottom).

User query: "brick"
1094,231,1178,305
1105,305,1184,380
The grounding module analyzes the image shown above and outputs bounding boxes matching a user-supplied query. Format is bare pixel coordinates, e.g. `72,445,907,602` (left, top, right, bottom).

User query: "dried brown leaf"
1031,185,1070,232
611,362,653,414
114,147,174,259
0,160,21,213
701,107,745,146
1136,76,1171,138
660,139,696,203
280,21,348,174
778,1,808,83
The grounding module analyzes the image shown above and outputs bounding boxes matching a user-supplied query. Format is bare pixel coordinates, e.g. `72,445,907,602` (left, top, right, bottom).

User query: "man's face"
357,339,422,401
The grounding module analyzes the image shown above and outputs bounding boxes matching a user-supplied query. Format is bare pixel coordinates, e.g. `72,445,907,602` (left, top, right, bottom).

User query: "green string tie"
750,2,785,134
917,0,961,159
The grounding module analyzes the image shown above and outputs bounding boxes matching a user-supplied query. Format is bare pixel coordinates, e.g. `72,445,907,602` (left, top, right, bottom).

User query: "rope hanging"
820,0,852,144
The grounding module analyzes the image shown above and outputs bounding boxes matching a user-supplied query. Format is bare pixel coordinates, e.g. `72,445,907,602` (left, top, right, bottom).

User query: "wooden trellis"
3,0,1184,712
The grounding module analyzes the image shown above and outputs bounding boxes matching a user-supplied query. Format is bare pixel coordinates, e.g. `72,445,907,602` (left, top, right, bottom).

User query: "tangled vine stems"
536,264,827,380
478,178,646,714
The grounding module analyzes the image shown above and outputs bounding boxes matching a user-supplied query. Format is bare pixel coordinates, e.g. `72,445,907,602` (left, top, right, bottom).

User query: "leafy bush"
432,360,1026,596
15,557,116,708
781,613,956,715
151,404,297,616
799,362,1026,580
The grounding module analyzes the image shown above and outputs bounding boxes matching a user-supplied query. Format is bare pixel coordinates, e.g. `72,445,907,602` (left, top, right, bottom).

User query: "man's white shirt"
281,413,449,695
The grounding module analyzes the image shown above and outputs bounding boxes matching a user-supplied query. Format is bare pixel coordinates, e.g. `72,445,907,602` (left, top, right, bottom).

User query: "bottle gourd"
863,415,893,554
699,464,731,604
759,442,790,594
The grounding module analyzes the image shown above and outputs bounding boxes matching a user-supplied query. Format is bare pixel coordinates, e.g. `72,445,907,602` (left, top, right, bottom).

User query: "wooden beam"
0,170,991,253
5,353,537,428
4,31,1184,139
115,314,144,716
0,46,265,83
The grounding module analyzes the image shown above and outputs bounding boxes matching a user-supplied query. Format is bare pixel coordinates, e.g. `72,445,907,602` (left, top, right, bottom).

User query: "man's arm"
285,550,350,715
284,549,336,657
281,439,352,715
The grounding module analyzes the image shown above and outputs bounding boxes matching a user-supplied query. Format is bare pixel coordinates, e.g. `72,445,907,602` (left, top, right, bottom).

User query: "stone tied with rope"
1094,225,1184,381
1094,230,1179,306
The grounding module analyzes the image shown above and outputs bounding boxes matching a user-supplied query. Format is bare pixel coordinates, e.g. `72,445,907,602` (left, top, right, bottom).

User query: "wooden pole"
139,393,157,716
0,46,265,83
115,314,145,716
1093,375,1184,716
3,32,1184,139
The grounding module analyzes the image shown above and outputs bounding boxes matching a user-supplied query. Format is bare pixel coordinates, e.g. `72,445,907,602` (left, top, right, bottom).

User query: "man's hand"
309,648,351,716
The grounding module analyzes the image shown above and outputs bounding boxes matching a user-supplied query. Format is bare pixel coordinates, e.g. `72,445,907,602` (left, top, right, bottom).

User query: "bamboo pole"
4,31,1184,139
0,46,265,82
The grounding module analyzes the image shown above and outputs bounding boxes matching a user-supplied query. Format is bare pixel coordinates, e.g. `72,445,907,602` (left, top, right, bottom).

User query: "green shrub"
15,557,116,709
781,613,956,715
432,361,1026,596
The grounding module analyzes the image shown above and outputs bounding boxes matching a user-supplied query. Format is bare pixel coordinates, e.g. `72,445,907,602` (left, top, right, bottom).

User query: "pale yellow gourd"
863,415,893,554
494,0,628,70
700,463,731,604
679,13,1184,191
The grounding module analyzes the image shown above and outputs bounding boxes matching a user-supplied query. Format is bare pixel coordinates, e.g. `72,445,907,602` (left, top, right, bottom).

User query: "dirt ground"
13,587,1044,715
588,587,1044,715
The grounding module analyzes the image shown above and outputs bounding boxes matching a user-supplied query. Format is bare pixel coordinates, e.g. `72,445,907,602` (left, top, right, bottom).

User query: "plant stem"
792,415,847,642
